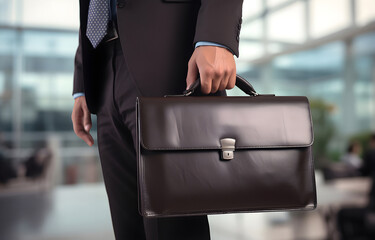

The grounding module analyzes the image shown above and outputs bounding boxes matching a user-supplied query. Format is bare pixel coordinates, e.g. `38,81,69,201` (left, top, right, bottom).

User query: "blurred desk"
317,177,371,206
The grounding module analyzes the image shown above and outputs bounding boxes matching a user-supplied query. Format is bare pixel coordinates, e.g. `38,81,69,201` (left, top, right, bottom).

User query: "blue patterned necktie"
86,0,110,48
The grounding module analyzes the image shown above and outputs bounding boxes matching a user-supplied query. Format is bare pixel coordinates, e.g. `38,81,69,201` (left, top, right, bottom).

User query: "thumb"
186,60,199,90
83,107,92,132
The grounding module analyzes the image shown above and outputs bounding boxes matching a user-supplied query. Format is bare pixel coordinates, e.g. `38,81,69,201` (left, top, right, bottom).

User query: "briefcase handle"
182,74,258,97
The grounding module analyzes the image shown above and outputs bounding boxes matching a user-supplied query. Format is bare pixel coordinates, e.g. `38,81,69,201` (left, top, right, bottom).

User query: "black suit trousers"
95,39,225,240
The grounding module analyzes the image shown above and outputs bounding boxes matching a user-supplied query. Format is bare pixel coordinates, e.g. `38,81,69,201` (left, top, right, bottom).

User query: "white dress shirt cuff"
195,41,235,55
73,92,85,99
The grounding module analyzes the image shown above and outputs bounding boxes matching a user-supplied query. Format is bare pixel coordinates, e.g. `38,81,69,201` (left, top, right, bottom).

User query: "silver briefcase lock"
220,138,236,160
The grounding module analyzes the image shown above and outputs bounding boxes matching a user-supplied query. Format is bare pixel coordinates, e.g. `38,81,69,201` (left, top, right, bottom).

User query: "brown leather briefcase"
136,75,317,217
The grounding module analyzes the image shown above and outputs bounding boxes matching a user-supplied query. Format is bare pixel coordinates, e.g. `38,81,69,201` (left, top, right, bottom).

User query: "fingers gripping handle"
182,74,258,96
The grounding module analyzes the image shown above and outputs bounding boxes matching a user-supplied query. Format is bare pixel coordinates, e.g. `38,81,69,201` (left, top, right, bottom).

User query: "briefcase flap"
137,96,313,151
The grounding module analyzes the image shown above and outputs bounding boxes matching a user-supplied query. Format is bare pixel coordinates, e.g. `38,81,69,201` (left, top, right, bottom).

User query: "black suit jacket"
73,0,244,113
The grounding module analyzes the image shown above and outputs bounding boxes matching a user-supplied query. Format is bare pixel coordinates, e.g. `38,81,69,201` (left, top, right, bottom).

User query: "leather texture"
136,75,317,217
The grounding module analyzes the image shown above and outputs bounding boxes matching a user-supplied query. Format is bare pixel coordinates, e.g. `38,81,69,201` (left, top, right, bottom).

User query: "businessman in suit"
71,0,243,239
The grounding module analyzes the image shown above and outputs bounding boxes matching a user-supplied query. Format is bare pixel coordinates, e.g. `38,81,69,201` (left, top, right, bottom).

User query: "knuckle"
202,66,214,77
214,69,224,77
219,67,230,76
223,68,230,75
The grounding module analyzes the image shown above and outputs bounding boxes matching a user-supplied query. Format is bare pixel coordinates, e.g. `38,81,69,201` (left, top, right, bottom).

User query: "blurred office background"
0,0,374,239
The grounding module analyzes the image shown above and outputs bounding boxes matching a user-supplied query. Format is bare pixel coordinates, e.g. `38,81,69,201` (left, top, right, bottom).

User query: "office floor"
0,184,327,240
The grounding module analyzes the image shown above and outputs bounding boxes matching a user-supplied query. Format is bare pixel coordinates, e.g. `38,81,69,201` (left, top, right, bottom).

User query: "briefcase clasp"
220,138,236,160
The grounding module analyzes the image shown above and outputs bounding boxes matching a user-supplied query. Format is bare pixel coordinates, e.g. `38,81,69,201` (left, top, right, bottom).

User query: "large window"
353,32,375,131
0,29,17,132
235,0,375,163
0,0,99,185
239,0,375,60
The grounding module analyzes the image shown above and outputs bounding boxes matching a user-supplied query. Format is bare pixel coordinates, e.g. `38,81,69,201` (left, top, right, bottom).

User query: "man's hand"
71,96,94,146
186,46,236,94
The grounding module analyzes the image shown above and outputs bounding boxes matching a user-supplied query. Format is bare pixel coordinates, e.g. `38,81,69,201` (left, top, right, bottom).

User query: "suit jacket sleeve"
193,0,244,58
73,28,85,95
